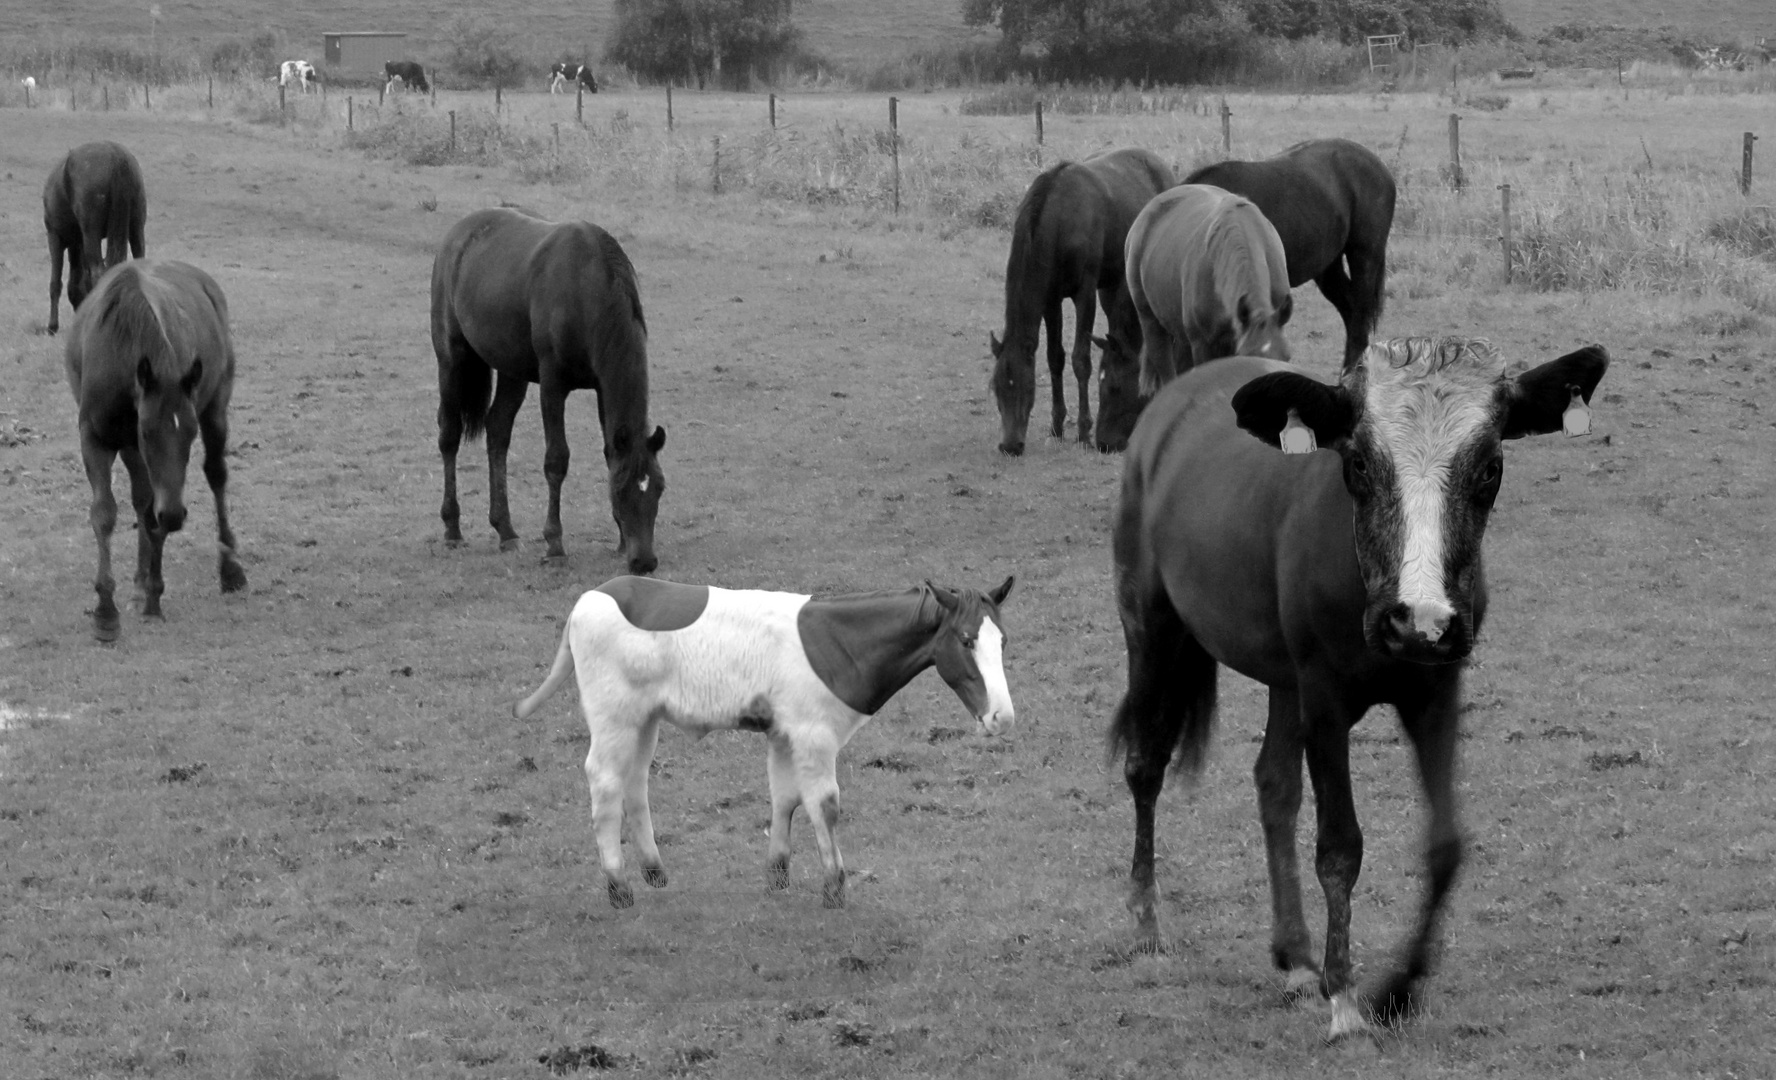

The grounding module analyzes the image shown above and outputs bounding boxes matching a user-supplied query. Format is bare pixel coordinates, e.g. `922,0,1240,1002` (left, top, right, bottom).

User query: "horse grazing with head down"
515,574,1016,909
432,207,666,573
988,147,1175,455
1109,337,1608,1038
43,141,147,335
65,260,247,641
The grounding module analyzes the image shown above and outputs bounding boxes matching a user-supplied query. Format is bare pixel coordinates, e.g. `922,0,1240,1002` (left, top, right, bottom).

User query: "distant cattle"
550,62,598,94
21,76,36,92
278,60,317,93
384,60,429,95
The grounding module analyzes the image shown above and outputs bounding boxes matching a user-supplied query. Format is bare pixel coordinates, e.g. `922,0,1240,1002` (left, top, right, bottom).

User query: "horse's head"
1091,333,1145,453
607,425,666,575
927,575,1016,735
133,355,204,534
1234,292,1293,363
987,331,1035,456
1234,338,1609,665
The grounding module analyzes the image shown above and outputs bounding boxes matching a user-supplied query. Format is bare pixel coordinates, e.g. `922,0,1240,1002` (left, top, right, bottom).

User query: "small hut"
322,32,409,76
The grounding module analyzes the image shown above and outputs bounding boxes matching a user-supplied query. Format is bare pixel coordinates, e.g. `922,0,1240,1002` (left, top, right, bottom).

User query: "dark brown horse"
44,141,147,335
988,147,1174,455
1109,338,1608,1038
431,207,666,573
65,260,246,641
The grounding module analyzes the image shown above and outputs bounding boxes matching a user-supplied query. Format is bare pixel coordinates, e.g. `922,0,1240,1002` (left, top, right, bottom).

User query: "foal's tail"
442,354,494,442
513,620,575,719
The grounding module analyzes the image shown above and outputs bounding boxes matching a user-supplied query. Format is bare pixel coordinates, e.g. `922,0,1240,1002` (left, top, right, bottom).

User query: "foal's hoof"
642,865,668,888
606,879,634,909
1326,992,1374,1043
93,616,121,643
221,565,247,593
1283,967,1322,1009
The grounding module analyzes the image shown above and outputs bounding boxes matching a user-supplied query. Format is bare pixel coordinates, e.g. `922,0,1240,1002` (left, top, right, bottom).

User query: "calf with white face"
516,575,1016,909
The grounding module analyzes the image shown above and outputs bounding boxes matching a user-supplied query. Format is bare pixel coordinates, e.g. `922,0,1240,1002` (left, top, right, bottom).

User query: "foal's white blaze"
973,616,1015,734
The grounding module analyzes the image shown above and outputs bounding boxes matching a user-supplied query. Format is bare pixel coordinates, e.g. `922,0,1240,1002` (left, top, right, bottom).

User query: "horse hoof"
93,618,120,643
765,864,789,891
607,879,634,909
1284,967,1322,1008
220,565,247,593
443,536,463,549
1326,992,1373,1043
499,537,521,553
642,865,668,888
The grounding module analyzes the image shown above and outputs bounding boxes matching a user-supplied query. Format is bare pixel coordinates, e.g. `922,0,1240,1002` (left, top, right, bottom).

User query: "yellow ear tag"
1561,388,1591,437
1280,409,1316,455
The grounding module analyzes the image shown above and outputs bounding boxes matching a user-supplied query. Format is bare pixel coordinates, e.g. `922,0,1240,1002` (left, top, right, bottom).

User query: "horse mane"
1010,161,1069,273
93,264,187,383
587,229,654,470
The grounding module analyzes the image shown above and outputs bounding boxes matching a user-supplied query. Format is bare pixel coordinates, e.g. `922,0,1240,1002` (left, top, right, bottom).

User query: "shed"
322,32,408,74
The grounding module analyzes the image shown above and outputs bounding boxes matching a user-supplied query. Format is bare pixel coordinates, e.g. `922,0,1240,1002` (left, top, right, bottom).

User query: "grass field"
1,77,1774,1078
1497,0,1774,37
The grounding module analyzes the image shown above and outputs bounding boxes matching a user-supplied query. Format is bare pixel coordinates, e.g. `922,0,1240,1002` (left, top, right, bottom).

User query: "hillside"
1497,0,1772,38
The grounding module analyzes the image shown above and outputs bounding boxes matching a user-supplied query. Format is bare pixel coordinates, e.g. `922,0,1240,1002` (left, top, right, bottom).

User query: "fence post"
553,122,560,156
431,81,437,106
145,81,151,109
208,75,213,108
666,84,673,132
1498,183,1513,283
379,81,386,106
890,96,901,214
279,81,286,123
1035,99,1043,144
1220,97,1231,154
770,92,778,129
712,134,722,193
22,84,28,108
1744,132,1757,195
104,84,110,110
1448,112,1464,191
496,84,501,112
449,109,456,151
348,96,353,131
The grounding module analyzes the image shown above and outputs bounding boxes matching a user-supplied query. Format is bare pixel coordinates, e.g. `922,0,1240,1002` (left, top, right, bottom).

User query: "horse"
514,574,1016,909
64,260,248,642
1117,184,1292,402
43,141,147,335
1108,338,1609,1039
431,207,667,573
987,147,1175,455
1184,139,1395,373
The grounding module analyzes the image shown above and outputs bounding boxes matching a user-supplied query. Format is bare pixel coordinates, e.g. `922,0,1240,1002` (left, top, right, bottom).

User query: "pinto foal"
516,575,1016,908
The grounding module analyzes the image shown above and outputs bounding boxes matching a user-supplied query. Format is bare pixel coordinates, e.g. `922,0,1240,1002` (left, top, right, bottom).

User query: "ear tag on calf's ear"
1280,408,1316,455
1562,388,1591,437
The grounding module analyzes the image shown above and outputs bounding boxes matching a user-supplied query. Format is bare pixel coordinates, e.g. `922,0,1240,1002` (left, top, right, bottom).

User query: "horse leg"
1343,246,1387,372
1043,302,1067,439
80,437,121,640
537,383,571,561
483,373,529,552
764,733,800,891
1312,257,1363,372
199,404,247,593
1370,677,1464,1026
1070,287,1100,443
119,445,167,620
1300,686,1366,1038
790,737,846,907
584,712,641,909
624,718,668,889
1135,308,1172,397
47,233,67,335
1255,686,1318,1000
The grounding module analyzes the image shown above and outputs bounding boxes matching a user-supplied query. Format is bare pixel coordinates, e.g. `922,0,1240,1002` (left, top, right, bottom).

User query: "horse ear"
646,425,666,453
1231,371,1355,449
180,359,203,394
926,580,960,612
988,331,1003,358
988,575,1015,606
136,355,157,391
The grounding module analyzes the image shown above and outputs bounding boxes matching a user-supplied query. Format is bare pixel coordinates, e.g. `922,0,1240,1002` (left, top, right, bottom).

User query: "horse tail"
444,352,493,442
513,619,576,720
105,171,139,268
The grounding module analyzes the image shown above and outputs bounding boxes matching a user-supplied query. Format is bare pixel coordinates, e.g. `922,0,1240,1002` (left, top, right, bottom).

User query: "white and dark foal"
516,574,1016,909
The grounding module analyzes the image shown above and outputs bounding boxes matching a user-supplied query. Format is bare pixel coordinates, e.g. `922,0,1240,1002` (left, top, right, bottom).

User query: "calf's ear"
1502,344,1610,439
988,575,1014,606
1232,371,1355,449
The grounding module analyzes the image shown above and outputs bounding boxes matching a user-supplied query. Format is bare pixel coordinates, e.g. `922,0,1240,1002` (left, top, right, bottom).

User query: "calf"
278,60,317,94
384,60,429,95
515,575,1016,909
550,62,598,94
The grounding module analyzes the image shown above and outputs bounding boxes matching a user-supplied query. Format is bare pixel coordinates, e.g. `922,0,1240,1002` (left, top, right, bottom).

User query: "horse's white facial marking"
972,616,1015,735
638,476,649,493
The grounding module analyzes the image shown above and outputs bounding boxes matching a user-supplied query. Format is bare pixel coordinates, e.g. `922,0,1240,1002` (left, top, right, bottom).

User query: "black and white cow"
515,575,1017,910
278,60,317,93
550,62,598,94
384,60,430,95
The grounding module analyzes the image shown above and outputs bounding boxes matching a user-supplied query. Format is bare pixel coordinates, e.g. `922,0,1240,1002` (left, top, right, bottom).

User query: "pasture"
1,77,1773,1079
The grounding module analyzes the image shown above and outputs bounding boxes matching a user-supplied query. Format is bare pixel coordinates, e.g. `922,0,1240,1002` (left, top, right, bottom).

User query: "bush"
441,13,529,88
608,0,800,89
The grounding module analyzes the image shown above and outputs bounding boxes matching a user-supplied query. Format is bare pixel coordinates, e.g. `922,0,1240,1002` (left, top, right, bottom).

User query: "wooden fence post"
1498,183,1513,282
1448,112,1464,191
22,84,28,108
769,92,776,129
379,81,386,106
208,76,213,108
104,85,110,110
1744,132,1757,196
495,84,501,112
279,81,286,122
348,96,354,131
1035,99,1043,144
1220,97,1231,153
449,109,456,151
553,122,560,156
666,84,673,132
712,134,722,193
431,81,437,106
890,96,901,214
145,81,151,109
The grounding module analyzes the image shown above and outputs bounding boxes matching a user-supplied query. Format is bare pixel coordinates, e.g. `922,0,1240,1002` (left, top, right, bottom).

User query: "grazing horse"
384,60,429,95
988,147,1175,455
432,207,667,573
43,141,147,335
550,62,598,94
1109,338,1609,1038
1121,184,1292,399
65,260,247,642
515,574,1017,909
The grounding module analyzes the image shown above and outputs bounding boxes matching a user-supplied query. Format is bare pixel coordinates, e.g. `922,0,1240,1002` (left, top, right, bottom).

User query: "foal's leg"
1135,308,1172,397
624,718,668,888
199,404,247,593
1370,676,1465,1026
790,737,846,908
584,712,642,909
1343,246,1388,372
483,373,530,551
537,382,571,561
80,437,121,640
119,445,167,620
1069,286,1100,443
1043,302,1067,438
764,734,800,890
1255,686,1318,999
1299,686,1365,1038
47,234,67,335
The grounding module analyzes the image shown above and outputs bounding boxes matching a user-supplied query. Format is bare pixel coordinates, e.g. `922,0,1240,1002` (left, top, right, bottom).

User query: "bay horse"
988,147,1174,455
515,574,1016,909
65,260,247,642
1109,338,1608,1038
1117,184,1292,401
431,207,666,572
43,141,147,335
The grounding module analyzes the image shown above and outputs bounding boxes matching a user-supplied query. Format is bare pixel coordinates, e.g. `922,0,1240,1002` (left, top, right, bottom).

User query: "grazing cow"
21,76,36,92
1109,338,1609,1038
515,574,1017,909
550,62,598,94
384,60,429,95
43,141,148,335
278,60,317,93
